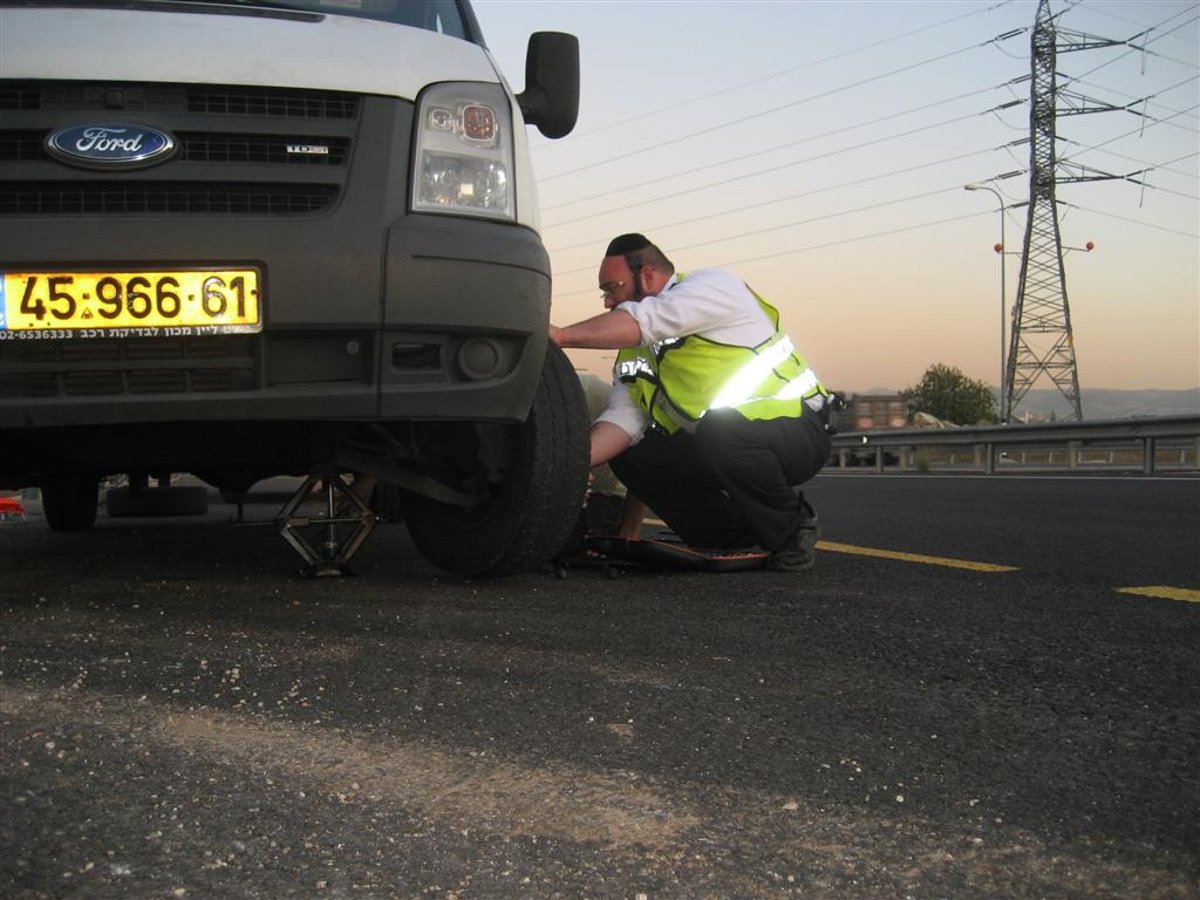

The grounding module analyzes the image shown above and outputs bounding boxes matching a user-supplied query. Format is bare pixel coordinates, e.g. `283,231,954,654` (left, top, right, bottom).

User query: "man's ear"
637,265,654,295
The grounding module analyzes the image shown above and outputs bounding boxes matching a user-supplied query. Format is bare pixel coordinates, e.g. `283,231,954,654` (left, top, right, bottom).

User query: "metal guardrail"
830,415,1200,475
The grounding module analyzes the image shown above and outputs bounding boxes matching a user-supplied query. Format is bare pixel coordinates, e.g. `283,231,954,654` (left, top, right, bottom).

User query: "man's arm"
589,420,632,467
550,309,642,349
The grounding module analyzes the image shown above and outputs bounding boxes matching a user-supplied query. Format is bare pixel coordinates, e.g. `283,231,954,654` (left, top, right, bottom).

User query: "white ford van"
0,0,586,575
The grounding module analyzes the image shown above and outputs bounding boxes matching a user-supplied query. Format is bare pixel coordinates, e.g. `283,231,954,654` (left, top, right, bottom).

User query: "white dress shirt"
593,268,779,441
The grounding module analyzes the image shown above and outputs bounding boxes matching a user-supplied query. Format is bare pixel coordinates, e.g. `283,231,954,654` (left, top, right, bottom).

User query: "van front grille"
0,80,358,217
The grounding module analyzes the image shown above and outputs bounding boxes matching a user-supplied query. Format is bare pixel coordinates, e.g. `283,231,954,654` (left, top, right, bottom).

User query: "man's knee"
608,436,662,495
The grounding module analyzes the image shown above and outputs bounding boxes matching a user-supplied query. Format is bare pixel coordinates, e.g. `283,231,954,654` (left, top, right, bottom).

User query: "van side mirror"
515,32,579,139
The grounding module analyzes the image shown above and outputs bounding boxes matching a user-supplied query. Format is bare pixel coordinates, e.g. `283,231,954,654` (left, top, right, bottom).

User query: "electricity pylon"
1006,0,1145,422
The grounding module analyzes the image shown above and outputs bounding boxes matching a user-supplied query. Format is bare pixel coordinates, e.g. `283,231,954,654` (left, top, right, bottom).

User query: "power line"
541,2,1195,318
1060,143,1200,191
714,210,984,270
1061,202,1199,239
544,106,1000,231
656,185,967,256
552,211,985,298
1070,2,1200,52
539,33,1023,183
1064,8,1200,82
548,145,1001,255
1059,98,1200,164
558,184,964,278
1067,74,1200,125
542,83,1009,213
530,0,1020,151
1080,0,1199,36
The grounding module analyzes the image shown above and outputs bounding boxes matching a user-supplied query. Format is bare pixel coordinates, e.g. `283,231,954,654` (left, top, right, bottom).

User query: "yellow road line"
647,521,1192,590
817,541,1019,573
1115,586,1200,604
644,519,1017,573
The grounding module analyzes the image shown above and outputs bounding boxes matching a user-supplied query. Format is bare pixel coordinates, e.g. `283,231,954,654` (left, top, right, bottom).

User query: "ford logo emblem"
45,123,177,170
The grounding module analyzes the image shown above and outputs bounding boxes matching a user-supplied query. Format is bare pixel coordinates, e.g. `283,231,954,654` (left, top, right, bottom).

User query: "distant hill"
1005,388,1200,421
850,387,1200,421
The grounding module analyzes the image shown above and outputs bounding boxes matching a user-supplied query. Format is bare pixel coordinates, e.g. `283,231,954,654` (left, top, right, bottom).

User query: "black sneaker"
766,503,819,573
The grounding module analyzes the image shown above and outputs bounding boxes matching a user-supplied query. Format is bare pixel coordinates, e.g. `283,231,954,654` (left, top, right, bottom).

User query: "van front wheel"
402,345,589,577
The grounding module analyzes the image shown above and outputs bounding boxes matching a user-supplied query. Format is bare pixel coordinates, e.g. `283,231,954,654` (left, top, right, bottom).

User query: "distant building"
831,393,908,433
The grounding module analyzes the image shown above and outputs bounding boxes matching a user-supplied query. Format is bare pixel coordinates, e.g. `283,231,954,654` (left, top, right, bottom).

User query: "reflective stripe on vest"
616,279,825,433
708,334,820,410
617,354,655,382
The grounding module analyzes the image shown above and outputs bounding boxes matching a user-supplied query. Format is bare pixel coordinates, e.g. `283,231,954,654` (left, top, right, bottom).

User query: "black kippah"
605,233,652,256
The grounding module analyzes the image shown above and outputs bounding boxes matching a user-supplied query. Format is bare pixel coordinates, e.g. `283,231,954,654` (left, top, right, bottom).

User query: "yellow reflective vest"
615,278,826,434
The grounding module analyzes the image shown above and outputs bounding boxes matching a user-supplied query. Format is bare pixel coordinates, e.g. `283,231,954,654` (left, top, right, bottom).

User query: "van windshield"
0,0,474,40
254,0,469,37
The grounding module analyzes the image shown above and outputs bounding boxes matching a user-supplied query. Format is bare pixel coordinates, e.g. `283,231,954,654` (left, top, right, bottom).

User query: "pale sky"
474,0,1199,393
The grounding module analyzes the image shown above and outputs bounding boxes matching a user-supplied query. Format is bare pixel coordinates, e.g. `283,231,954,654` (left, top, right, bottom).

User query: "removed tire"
106,484,209,517
41,476,100,532
402,344,589,576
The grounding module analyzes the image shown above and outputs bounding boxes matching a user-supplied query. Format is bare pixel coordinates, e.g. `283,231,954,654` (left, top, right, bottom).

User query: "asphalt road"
2,472,1198,898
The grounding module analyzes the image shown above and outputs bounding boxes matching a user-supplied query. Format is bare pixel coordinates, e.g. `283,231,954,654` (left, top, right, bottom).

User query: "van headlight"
412,82,515,221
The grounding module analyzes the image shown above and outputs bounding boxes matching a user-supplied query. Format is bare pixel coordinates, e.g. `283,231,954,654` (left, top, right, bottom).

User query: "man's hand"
549,324,565,347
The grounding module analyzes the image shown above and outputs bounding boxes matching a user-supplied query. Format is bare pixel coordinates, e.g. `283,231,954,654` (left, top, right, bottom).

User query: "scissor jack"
275,470,376,577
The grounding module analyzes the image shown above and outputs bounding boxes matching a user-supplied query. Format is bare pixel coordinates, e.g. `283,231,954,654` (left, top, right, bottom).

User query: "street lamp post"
964,182,1008,423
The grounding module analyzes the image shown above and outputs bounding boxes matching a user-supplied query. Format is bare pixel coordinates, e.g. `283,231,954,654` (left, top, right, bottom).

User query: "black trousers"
610,408,830,553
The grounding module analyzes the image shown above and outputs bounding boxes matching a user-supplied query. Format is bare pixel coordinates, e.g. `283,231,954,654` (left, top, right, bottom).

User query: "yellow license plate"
0,269,261,336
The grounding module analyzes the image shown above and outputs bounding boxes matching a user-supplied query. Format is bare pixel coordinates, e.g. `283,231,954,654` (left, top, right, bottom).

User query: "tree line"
903,363,997,426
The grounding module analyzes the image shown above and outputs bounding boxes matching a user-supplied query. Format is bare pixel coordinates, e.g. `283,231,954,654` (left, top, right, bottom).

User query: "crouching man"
550,234,831,572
